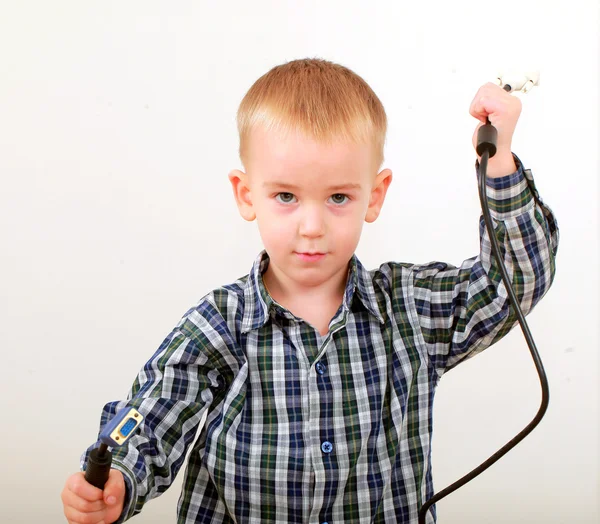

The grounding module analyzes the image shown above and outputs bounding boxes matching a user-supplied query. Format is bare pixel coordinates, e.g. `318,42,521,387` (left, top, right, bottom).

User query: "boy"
62,58,559,523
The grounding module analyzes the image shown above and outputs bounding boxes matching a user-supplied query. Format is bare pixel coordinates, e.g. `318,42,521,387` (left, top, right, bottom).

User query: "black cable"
418,85,549,523
97,442,109,458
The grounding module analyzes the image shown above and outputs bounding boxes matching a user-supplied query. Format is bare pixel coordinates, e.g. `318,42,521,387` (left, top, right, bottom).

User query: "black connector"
475,123,498,158
85,443,112,490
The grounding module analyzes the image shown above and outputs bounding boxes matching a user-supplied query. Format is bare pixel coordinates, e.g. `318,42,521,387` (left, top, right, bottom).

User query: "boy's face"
229,126,392,291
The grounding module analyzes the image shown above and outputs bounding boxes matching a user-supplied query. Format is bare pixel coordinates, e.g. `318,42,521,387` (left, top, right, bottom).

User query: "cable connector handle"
85,447,113,490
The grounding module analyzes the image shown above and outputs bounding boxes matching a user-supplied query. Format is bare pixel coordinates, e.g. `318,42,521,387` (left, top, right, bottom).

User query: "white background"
0,1,598,523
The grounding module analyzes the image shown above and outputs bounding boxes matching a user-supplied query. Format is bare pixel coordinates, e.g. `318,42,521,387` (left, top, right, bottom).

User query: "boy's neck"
262,260,349,310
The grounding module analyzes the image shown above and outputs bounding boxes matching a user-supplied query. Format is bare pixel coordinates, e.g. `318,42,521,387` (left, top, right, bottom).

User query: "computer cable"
418,75,548,523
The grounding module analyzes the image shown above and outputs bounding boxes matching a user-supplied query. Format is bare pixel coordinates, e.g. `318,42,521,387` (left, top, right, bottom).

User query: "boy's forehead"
247,126,373,179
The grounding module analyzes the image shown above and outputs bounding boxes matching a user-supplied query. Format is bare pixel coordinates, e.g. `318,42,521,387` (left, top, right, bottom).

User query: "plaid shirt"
82,155,559,523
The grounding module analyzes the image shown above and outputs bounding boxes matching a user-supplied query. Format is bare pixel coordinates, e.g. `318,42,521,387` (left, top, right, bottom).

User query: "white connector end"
496,71,540,94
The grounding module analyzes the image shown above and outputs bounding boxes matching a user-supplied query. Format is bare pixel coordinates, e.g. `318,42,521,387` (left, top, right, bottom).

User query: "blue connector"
99,407,143,448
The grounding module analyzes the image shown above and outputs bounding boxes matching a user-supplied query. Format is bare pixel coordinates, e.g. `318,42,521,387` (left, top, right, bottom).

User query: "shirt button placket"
314,342,333,522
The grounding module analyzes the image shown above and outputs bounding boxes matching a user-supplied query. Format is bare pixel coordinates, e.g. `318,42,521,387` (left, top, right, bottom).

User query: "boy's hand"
61,469,125,524
470,82,522,178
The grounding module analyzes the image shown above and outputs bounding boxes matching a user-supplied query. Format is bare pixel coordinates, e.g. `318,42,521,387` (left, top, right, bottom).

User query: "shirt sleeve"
79,307,229,522
411,153,559,376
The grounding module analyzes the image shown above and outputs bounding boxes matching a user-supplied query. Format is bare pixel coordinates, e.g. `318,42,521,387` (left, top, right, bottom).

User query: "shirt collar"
241,250,384,334
347,255,385,324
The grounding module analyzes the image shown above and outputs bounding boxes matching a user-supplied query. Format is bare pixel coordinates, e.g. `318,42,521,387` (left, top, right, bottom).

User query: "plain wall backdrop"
0,1,598,522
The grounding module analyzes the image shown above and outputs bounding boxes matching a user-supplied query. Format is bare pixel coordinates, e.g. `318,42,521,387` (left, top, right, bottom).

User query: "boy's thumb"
103,469,124,506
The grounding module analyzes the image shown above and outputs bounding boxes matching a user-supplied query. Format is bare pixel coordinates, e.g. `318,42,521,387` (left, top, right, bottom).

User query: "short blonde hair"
236,57,387,171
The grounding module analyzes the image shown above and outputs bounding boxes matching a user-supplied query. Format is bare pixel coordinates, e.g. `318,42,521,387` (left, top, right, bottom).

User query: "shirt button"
315,362,326,375
321,441,333,454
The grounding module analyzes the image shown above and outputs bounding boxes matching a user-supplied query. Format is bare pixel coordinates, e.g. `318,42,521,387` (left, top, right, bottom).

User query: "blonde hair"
236,57,387,171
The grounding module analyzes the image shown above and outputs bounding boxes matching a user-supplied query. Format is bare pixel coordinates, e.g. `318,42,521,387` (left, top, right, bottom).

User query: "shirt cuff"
475,152,537,220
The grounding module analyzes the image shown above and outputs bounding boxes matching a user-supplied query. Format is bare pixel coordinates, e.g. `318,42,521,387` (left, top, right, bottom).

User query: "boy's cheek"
256,213,291,238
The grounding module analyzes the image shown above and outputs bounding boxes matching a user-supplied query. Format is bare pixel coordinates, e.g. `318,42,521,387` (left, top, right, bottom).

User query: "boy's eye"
275,192,296,204
329,193,349,205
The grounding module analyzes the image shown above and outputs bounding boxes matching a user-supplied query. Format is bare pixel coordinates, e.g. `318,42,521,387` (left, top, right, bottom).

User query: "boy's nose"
298,205,325,238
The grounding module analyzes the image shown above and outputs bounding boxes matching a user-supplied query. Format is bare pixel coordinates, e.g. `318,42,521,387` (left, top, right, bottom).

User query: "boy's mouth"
295,252,326,262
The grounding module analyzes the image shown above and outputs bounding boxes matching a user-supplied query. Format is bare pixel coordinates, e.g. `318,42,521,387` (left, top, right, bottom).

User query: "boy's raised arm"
413,153,559,375
411,83,559,375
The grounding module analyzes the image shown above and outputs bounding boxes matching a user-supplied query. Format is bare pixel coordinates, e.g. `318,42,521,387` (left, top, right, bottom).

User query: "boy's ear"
365,168,393,223
228,169,256,221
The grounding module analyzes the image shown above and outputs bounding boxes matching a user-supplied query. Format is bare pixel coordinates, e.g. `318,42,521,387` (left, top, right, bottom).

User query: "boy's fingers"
469,85,491,122
64,504,106,524
67,472,104,502
103,469,125,506
473,84,522,117
469,82,515,122
470,94,507,122
469,83,494,108
62,487,106,513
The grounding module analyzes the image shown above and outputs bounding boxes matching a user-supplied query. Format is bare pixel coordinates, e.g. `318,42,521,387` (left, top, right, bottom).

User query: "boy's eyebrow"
263,182,362,191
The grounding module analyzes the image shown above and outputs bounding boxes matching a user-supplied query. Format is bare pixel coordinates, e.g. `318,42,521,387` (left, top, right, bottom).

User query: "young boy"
62,58,559,523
